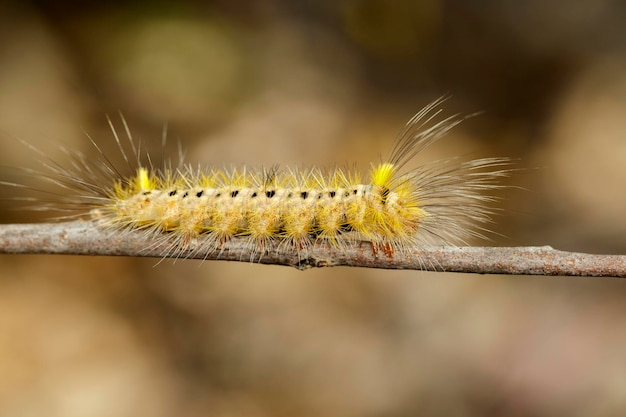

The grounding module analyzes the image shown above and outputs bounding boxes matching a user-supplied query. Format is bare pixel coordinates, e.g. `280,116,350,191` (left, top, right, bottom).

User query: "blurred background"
1,1,626,416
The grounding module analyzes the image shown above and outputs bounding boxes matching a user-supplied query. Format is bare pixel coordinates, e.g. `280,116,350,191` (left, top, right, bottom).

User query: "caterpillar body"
10,99,510,260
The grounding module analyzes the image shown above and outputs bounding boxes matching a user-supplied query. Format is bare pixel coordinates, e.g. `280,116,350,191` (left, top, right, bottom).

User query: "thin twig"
0,221,624,276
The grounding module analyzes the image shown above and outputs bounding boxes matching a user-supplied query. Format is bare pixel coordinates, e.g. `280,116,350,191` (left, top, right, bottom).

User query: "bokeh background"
1,1,626,416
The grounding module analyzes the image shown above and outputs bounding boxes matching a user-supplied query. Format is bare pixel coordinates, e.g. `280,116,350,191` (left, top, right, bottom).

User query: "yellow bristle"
371,163,397,187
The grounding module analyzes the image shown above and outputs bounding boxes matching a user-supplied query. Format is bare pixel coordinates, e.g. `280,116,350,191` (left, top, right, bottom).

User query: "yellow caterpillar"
10,99,510,259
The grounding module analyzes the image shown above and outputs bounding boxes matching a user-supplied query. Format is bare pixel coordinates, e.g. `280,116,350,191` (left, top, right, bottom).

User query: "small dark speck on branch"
0,221,624,277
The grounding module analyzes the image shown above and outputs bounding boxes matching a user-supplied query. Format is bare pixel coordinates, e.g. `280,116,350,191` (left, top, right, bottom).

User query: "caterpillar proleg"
5,99,510,261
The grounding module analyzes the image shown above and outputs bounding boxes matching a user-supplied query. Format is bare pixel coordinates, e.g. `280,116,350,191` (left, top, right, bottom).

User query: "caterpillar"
6,99,510,261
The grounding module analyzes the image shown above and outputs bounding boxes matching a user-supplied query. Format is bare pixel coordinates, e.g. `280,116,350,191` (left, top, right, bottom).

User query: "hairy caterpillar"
6,99,510,261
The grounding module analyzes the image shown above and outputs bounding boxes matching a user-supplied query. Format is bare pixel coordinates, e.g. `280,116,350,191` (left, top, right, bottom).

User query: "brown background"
1,1,626,416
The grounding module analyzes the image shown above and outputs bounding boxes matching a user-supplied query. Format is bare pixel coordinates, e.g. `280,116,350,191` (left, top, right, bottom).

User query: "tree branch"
0,221,624,276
